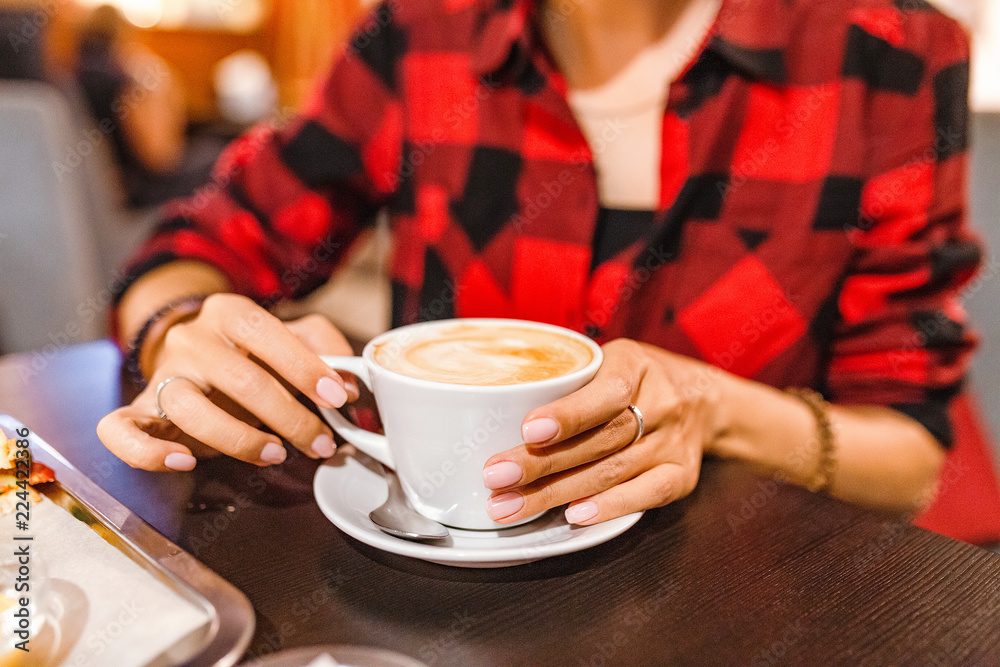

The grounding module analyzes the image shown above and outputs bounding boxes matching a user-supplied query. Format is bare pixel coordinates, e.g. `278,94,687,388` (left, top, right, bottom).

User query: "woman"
98,0,979,527
74,4,213,208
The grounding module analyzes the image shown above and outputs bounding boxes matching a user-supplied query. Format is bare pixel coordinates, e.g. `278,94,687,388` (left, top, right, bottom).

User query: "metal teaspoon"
369,465,450,541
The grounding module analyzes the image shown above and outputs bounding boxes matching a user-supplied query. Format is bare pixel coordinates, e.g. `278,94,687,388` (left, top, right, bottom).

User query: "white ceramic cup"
319,318,603,530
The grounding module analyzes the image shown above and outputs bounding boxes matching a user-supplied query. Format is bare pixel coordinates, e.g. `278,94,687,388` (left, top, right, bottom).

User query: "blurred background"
0,0,392,351
0,0,997,452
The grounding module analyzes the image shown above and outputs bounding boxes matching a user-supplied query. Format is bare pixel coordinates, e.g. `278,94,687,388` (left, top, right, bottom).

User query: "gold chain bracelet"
786,388,836,494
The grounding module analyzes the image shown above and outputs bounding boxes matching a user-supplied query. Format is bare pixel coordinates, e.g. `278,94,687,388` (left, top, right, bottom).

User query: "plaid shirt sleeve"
826,11,980,444
111,9,403,323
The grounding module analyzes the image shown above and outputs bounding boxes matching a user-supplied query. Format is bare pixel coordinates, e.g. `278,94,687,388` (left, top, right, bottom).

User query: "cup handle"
319,355,394,469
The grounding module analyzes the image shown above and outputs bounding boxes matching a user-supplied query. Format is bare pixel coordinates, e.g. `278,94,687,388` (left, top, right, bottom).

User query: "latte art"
374,324,594,385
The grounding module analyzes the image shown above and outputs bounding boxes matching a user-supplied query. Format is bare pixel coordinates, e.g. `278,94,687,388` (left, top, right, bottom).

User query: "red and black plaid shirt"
117,0,980,445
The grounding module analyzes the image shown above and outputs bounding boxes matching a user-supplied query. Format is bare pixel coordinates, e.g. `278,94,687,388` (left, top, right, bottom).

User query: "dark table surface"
2,340,1000,665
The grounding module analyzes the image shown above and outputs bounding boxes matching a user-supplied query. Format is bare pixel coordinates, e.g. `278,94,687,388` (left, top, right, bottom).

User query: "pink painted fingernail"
311,433,335,458
261,442,287,465
565,501,599,524
317,376,348,408
486,492,524,520
483,461,523,489
522,417,559,444
164,452,197,471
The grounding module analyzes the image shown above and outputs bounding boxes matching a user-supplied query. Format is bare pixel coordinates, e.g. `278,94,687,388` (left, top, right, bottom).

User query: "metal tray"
0,415,255,666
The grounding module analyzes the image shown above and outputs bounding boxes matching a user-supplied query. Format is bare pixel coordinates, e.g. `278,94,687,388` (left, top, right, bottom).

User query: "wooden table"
3,341,1000,665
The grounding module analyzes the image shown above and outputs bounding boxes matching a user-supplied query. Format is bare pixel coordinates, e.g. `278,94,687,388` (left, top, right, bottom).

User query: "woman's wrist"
118,261,232,345
707,371,823,488
124,294,210,385
117,261,233,386
784,388,835,493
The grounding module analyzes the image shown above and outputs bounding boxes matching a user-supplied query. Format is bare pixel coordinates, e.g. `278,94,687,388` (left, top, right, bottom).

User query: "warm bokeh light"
121,0,162,28
74,0,266,32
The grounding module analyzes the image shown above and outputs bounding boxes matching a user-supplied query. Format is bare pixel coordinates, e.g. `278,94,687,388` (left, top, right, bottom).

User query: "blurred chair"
0,80,155,354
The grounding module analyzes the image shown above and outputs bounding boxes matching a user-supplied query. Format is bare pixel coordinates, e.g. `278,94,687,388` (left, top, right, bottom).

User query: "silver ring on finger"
626,404,644,444
155,376,191,421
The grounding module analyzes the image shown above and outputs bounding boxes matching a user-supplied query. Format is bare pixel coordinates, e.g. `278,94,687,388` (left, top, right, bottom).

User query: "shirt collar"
472,0,792,84
707,0,792,83
471,0,535,79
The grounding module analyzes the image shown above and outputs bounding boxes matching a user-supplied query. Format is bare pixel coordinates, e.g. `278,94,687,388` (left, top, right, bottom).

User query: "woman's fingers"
158,351,337,460
191,342,336,458
285,314,360,399
98,295,364,471
284,313,354,356
198,294,350,410
478,339,712,525
152,375,293,466
487,450,696,526
520,339,644,446
486,435,652,524
483,407,639,490
162,310,341,458
97,406,198,472
487,411,702,525
564,464,698,525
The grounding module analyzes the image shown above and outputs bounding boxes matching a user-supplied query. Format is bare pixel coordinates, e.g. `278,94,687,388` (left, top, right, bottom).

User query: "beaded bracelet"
124,294,211,388
786,387,836,494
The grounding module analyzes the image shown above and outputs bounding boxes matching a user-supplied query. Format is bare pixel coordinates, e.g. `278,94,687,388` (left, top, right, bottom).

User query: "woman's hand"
481,339,729,526
98,294,355,471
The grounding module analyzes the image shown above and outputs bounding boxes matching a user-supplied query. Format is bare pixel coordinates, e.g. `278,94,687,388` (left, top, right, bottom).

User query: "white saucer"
313,446,644,568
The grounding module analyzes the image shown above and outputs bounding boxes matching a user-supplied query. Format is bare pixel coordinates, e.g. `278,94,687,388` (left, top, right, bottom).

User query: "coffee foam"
374,324,593,386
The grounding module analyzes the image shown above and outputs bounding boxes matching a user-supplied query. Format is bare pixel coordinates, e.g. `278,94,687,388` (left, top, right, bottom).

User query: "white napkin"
0,497,209,666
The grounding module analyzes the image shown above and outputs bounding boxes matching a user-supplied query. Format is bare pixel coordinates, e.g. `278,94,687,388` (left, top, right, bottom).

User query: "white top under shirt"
567,0,722,210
